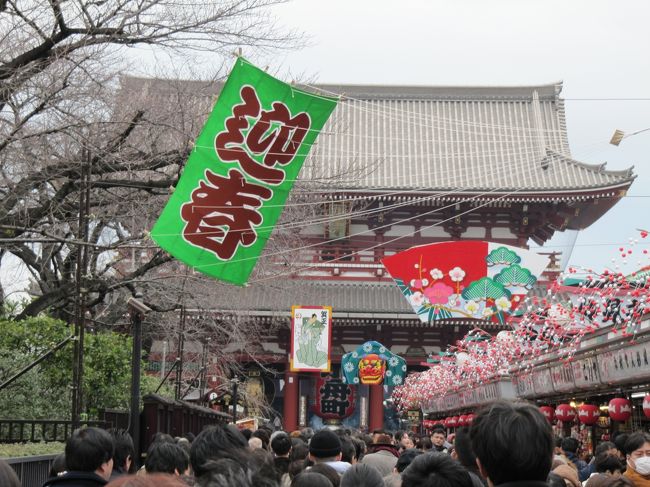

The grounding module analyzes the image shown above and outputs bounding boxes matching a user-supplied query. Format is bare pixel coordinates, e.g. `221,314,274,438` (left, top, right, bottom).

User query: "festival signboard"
151,58,338,285
382,241,549,325
290,306,332,372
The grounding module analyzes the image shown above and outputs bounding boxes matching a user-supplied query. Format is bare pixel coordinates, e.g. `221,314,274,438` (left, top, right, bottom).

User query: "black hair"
197,457,253,487
340,463,384,487
624,432,650,455
65,427,115,472
49,453,66,478
469,401,553,485
340,437,356,464
110,428,135,474
555,436,563,448
271,433,292,456
145,442,190,475
431,428,446,437
310,463,340,487
351,437,366,461
0,459,21,487
594,452,624,473
151,432,176,444
240,429,253,441
395,448,423,473
401,451,473,487
190,424,249,478
613,433,629,455
416,437,433,450
395,430,407,442
453,427,478,470
547,472,566,487
561,437,580,454
292,472,333,487
595,442,616,456
289,441,309,462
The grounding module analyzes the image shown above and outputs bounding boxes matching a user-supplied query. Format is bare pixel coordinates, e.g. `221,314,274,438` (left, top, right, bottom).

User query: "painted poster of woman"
290,306,332,372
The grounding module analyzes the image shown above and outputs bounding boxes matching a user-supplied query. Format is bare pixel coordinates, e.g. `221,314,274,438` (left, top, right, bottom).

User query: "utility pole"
231,376,239,424
71,149,91,429
199,338,210,405
175,306,186,400
127,296,150,467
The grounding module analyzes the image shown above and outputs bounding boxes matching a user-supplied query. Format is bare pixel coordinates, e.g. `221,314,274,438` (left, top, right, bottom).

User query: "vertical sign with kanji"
151,58,338,285
313,374,355,420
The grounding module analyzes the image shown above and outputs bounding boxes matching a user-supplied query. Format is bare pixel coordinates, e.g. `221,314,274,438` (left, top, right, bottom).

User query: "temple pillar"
368,384,384,432
283,370,299,432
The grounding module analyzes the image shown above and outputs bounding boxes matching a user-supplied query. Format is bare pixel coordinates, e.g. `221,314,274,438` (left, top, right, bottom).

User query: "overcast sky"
263,0,650,275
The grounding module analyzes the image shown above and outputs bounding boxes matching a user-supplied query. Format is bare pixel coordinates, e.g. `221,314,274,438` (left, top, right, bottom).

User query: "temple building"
128,78,634,431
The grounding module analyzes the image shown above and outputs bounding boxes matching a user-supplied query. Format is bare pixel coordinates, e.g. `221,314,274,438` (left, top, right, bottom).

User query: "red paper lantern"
466,413,475,425
539,406,556,423
578,404,600,425
458,414,468,427
608,398,632,422
443,417,452,429
555,404,576,423
643,395,650,418
448,416,459,428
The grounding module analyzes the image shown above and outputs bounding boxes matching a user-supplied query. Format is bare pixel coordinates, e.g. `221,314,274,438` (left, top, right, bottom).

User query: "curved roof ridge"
306,82,564,101
545,148,635,180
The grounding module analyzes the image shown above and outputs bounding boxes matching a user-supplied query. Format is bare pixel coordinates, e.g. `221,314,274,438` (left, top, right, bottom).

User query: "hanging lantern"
466,413,475,425
539,406,556,423
608,398,632,422
448,416,459,428
643,395,650,418
578,404,600,425
458,414,468,427
555,404,576,423
443,417,452,429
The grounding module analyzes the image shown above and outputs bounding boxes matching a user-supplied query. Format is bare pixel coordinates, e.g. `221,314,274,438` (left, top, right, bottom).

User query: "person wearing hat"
360,433,399,477
309,429,351,475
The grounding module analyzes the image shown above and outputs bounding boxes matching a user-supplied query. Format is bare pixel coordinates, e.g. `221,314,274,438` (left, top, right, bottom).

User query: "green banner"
151,58,338,285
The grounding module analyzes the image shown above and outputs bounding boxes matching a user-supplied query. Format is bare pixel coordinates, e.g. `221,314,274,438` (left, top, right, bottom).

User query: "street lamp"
127,295,150,467
610,127,650,146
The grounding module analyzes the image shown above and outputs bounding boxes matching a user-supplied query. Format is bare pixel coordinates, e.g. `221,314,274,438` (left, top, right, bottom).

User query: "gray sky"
264,0,650,275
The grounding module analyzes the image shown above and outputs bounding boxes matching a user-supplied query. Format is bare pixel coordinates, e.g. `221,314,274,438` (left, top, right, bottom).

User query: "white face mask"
633,457,650,476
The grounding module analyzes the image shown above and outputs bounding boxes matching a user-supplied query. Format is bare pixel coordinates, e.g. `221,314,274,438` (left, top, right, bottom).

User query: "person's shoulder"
42,471,108,487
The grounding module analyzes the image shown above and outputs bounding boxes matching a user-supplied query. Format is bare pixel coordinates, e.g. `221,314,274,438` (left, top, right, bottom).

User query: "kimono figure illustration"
296,314,328,367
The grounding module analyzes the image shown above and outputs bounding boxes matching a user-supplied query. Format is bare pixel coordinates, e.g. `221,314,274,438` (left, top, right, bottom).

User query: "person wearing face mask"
624,432,650,487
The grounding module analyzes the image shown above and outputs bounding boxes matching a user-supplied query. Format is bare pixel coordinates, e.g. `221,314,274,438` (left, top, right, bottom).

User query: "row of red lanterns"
539,396,646,425
424,414,476,429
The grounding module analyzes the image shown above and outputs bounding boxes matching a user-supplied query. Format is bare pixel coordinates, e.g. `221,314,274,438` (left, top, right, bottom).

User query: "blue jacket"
564,451,591,481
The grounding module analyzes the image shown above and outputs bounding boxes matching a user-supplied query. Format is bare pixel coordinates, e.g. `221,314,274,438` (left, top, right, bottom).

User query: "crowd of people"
1,400,650,487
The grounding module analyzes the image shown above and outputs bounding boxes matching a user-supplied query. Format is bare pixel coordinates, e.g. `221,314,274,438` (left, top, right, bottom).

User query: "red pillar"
283,370,299,432
368,384,384,432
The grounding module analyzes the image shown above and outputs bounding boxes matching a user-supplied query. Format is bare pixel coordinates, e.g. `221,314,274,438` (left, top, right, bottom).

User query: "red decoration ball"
578,404,600,425
609,398,632,422
555,404,576,423
643,395,650,419
539,405,556,423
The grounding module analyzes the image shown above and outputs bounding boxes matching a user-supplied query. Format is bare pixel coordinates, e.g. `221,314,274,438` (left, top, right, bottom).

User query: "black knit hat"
309,429,342,458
